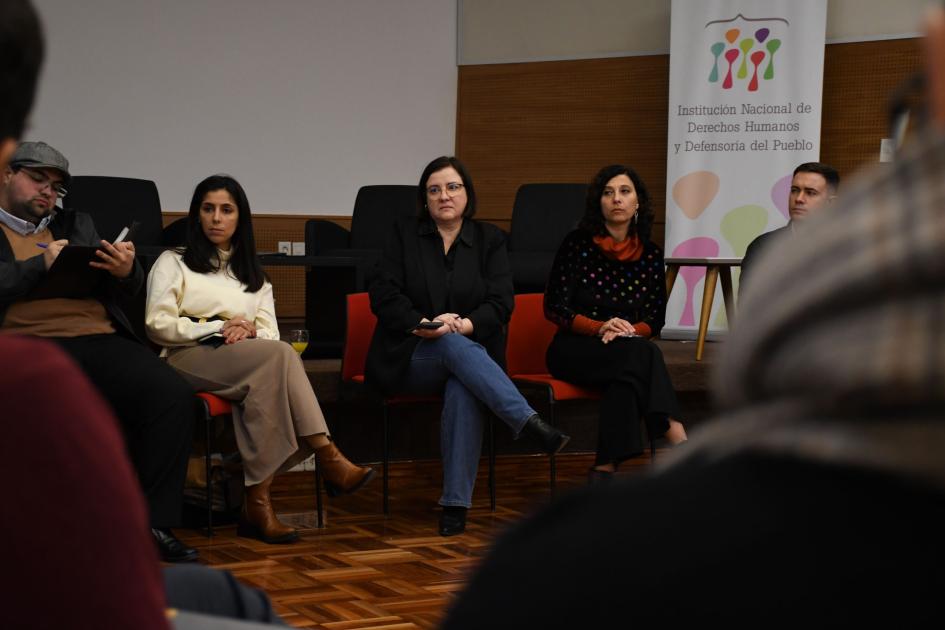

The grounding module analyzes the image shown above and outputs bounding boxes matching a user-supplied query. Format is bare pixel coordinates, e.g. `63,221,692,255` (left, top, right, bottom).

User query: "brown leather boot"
314,442,376,497
237,476,299,544
185,455,207,489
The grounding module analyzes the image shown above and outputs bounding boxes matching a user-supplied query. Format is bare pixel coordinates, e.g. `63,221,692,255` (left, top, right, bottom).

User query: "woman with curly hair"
544,164,687,482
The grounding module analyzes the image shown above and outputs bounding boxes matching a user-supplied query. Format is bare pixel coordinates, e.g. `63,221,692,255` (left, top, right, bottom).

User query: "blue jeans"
401,333,536,508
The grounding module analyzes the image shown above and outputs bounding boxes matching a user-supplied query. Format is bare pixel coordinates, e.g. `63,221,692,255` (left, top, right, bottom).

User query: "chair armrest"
305,220,350,256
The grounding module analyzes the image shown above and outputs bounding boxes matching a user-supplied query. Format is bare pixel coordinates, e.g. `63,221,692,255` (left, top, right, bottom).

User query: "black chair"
303,185,418,357
507,183,587,294
162,216,188,247
66,176,165,247
65,176,167,342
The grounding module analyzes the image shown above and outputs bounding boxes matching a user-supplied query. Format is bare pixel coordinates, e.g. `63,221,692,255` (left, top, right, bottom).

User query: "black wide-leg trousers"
546,332,679,465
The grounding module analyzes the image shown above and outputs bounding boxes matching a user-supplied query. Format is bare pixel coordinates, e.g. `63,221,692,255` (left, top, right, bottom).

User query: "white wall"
459,0,928,64
28,0,457,214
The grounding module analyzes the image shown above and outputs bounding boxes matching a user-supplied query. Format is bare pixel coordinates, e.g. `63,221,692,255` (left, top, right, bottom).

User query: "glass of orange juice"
289,329,309,355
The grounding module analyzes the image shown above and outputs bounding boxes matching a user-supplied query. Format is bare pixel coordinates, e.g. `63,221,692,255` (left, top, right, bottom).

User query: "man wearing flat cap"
0,140,198,563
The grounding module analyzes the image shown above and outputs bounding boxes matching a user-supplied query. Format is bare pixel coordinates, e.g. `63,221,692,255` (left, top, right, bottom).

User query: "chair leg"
383,403,390,516
548,396,557,499
314,460,324,528
488,417,496,512
203,403,214,538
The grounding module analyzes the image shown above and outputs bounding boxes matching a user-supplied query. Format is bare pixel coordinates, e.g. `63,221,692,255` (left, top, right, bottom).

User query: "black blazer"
366,216,514,395
739,224,791,300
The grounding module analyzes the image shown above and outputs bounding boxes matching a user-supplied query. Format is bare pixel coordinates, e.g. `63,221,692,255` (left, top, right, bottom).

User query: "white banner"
664,0,826,338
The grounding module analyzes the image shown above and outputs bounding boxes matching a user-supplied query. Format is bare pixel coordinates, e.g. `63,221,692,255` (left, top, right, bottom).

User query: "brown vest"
0,224,114,337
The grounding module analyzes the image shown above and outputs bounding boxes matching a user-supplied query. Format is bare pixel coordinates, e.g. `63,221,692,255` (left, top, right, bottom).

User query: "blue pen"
36,242,48,249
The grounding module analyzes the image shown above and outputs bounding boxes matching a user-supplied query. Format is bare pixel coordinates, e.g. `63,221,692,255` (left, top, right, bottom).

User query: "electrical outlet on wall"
277,241,291,255
292,242,306,256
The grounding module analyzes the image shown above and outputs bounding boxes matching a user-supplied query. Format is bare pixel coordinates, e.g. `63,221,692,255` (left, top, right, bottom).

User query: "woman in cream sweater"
146,174,373,544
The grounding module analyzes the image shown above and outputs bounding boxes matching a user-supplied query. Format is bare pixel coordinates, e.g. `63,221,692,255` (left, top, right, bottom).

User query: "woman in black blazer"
366,156,568,536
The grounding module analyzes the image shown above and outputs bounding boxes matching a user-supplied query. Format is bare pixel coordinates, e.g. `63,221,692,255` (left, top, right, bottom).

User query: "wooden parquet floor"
177,451,663,628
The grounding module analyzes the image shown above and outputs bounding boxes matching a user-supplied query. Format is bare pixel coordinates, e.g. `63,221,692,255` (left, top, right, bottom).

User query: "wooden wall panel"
457,56,670,235
457,38,921,248
821,38,922,175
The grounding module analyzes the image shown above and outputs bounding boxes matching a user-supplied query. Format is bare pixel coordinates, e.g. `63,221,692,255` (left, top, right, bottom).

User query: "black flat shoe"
587,467,615,486
522,415,570,455
439,507,467,537
152,528,199,563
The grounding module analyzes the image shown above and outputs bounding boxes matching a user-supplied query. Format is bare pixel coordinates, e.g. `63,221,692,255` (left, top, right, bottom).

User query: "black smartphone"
414,321,444,330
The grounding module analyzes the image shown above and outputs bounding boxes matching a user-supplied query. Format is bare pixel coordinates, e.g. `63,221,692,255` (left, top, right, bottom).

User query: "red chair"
342,292,496,515
506,293,656,494
195,391,324,536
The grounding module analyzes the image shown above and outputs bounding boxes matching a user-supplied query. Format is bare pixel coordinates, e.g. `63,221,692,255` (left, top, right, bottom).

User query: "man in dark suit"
739,162,839,295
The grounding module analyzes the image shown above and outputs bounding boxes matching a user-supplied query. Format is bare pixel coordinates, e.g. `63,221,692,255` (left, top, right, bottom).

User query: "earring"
633,212,639,225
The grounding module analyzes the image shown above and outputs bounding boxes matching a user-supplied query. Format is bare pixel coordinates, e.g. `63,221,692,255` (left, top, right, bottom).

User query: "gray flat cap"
10,141,71,184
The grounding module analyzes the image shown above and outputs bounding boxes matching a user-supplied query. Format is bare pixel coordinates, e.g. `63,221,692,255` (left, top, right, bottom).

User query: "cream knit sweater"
145,249,279,352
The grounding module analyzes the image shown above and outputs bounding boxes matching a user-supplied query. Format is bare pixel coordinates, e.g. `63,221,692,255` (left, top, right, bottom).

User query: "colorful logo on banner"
707,14,788,92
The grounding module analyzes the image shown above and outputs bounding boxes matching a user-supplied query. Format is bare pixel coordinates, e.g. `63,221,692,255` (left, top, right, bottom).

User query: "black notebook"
27,245,108,300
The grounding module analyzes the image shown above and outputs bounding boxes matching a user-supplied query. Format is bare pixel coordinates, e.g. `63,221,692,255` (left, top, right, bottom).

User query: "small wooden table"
664,257,741,361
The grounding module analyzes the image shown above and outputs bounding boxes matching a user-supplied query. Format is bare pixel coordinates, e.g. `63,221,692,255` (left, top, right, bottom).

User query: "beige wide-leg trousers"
167,339,328,485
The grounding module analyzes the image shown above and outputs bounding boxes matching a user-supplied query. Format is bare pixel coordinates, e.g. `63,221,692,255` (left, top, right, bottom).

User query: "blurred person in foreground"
0,7,172,627
0,0,42,170
441,9,945,627
0,3,285,627
3,335,287,628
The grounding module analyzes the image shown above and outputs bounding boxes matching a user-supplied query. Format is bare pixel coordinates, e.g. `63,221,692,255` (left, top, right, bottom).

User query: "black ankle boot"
522,414,570,455
439,506,467,536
